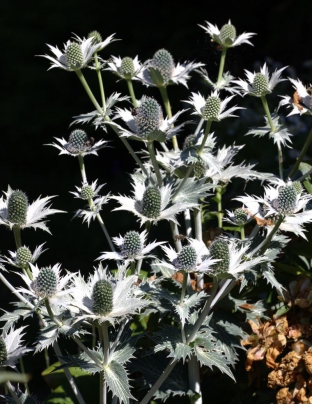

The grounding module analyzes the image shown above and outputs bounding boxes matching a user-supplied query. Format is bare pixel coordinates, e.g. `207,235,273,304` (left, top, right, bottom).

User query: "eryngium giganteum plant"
2,18,312,404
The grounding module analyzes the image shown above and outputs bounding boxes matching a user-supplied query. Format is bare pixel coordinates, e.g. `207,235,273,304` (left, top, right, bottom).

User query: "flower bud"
65,42,84,70
220,23,236,46
120,57,135,79
8,190,28,225
16,246,32,266
142,187,161,219
253,73,270,96
88,30,102,45
193,159,206,178
34,267,58,298
175,245,197,271
292,181,302,195
81,185,95,200
183,134,197,150
202,96,221,121
92,280,113,316
121,231,142,258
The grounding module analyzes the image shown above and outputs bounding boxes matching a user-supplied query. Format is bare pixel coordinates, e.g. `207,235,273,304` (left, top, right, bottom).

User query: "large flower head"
115,96,186,142
159,238,218,274
40,33,116,71
186,90,242,122
97,229,165,264
199,20,256,48
137,48,203,88
106,55,142,80
0,187,64,233
234,63,287,97
48,129,108,157
236,180,312,239
0,327,32,368
70,265,148,325
279,78,312,116
18,263,76,307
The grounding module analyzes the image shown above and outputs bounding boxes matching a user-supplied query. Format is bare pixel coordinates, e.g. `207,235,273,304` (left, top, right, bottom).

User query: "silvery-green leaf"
194,346,235,381
147,130,167,142
104,361,134,404
0,306,34,332
262,265,285,296
174,291,206,327
172,177,214,204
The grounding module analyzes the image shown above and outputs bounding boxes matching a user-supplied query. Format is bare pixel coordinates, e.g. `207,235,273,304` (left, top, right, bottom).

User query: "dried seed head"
34,267,58,298
135,97,163,138
120,57,135,79
152,49,175,84
92,280,113,316
7,190,28,225
202,96,221,121
121,231,142,258
210,239,230,275
65,42,84,70
142,187,161,219
253,73,270,96
81,185,95,200
175,245,197,271
16,246,32,266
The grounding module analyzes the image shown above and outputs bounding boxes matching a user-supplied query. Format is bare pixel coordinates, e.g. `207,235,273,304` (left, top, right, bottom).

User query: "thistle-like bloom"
48,129,108,157
234,63,287,97
0,327,32,368
185,90,243,121
97,229,165,264
279,78,312,116
236,181,312,239
199,20,256,48
0,187,64,233
159,239,218,273
70,180,105,201
137,48,203,88
224,208,252,226
40,33,116,71
70,265,148,325
106,55,142,80
18,263,76,306
115,96,186,142
111,179,196,226
0,243,46,269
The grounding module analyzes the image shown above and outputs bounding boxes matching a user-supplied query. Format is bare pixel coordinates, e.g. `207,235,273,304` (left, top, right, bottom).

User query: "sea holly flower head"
0,327,32,368
159,238,219,273
18,263,76,306
279,78,312,116
115,96,187,142
0,186,64,233
40,33,116,71
186,90,243,122
106,55,142,80
137,48,204,88
48,129,108,157
234,63,287,97
0,243,46,269
225,207,252,226
70,180,105,201
199,20,256,48
70,265,148,325
97,229,165,263
112,179,196,226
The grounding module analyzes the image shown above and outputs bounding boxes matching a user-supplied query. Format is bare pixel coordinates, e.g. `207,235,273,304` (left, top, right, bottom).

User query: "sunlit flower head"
0,326,32,368
69,265,148,325
106,55,142,80
48,129,108,157
279,78,312,116
18,263,76,307
159,238,218,273
114,96,187,142
185,90,243,121
40,33,116,71
70,180,105,201
234,63,287,97
137,48,204,88
97,229,165,264
199,20,256,48
0,243,46,269
0,187,64,233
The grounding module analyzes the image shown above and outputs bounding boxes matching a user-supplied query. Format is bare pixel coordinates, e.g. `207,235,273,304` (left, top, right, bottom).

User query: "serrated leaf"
262,265,285,296
172,177,213,205
174,291,206,327
194,346,235,380
104,361,134,404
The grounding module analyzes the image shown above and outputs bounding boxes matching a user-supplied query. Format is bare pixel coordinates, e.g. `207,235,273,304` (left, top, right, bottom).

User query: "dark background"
2,0,312,401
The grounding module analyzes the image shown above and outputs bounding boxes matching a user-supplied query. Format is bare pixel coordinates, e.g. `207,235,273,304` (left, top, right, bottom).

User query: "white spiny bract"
236,181,312,239
137,48,204,88
70,180,105,201
199,20,256,48
69,265,148,326
0,186,64,233
279,78,312,116
97,229,165,264
233,63,287,97
39,33,116,71
0,326,32,368
106,55,142,80
17,263,76,306
0,243,46,269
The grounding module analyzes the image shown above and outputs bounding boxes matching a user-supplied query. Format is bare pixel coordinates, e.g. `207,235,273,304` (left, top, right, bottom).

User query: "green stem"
216,47,227,87
13,226,22,249
188,355,202,404
198,120,212,155
259,215,285,255
101,322,110,404
78,155,87,183
130,261,136,276
215,187,223,229
158,86,178,151
126,79,138,107
240,226,245,241
289,127,312,179
194,207,204,290
94,52,106,111
45,298,62,327
147,141,162,187
72,336,103,368
179,271,188,305
135,258,143,276
18,357,29,394
100,371,106,404
75,70,103,115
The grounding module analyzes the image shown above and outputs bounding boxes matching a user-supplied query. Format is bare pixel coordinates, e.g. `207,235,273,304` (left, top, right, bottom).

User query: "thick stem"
75,70,103,115
188,354,202,404
240,226,245,241
101,322,110,404
289,127,312,179
45,298,62,327
147,141,162,187
94,52,106,111
184,209,193,238
126,79,138,107
13,226,22,249
216,47,227,87
158,86,178,151
78,155,87,184
194,207,204,290
251,214,285,256
198,120,212,155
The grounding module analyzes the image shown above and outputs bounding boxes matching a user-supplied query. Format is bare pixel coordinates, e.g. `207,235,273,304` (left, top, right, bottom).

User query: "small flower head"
201,95,221,121
0,327,32,368
120,57,136,78
106,55,142,80
0,187,64,233
71,180,105,202
87,30,102,45
199,20,256,48
234,63,287,97
142,187,162,218
233,208,248,226
150,49,175,86
65,42,84,70
135,96,164,139
80,184,95,200
121,231,142,258
16,246,32,266
0,244,46,269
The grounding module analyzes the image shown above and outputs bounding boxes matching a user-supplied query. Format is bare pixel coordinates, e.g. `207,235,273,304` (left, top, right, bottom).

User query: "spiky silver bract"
0,243,46,269
0,326,32,368
106,55,142,80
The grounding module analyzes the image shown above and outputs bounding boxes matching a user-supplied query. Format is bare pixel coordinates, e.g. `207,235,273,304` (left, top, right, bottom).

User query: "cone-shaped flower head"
121,231,142,258
274,185,298,215
106,55,142,80
7,190,28,226
252,73,270,97
92,280,113,316
0,327,32,368
135,96,164,139
16,246,32,267
65,42,84,70
233,208,248,226
209,239,230,277
33,267,58,299
120,57,136,79
292,181,302,195
142,187,162,219
151,49,175,85
87,30,102,45
80,184,95,200
175,245,197,271
65,129,93,154
219,22,237,46
202,95,221,121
